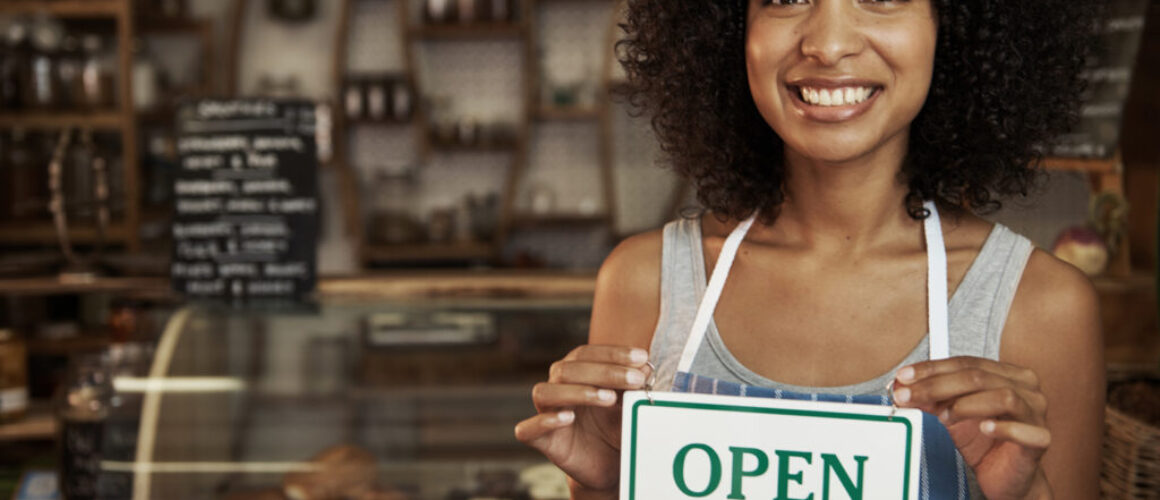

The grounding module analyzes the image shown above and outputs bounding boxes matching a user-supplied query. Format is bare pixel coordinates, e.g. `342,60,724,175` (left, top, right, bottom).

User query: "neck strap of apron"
675,201,949,374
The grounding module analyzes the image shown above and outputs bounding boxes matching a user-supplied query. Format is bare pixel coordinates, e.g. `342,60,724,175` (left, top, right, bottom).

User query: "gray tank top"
648,215,1036,397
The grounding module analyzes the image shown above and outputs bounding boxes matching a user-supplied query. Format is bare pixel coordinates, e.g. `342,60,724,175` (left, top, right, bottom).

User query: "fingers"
564,344,650,367
980,420,1052,451
533,382,619,413
549,360,649,389
895,368,1033,410
897,356,1039,390
514,410,575,448
937,387,1044,426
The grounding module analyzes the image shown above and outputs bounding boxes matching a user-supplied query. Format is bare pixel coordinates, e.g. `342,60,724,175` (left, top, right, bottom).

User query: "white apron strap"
675,213,758,373
675,201,950,374
923,200,950,361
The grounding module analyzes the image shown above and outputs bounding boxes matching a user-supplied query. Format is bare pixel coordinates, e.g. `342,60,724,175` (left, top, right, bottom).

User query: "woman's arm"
1002,249,1105,499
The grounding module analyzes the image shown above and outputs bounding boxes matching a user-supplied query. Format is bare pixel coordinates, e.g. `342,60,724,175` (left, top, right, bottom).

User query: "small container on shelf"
343,78,366,121
0,329,29,423
27,15,64,110
389,78,413,121
424,0,457,24
80,33,116,110
1,20,32,109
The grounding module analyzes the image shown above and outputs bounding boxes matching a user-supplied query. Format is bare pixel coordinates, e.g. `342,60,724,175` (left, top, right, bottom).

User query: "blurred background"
0,0,1158,499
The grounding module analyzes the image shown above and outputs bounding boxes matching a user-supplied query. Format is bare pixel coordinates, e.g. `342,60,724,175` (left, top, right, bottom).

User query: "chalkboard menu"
1052,0,1150,158
172,99,320,302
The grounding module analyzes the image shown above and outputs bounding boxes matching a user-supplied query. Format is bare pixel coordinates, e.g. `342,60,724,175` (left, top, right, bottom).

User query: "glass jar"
368,165,422,245
0,329,29,423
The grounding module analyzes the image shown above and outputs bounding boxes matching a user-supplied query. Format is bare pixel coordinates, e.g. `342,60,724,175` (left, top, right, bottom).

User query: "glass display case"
90,294,591,499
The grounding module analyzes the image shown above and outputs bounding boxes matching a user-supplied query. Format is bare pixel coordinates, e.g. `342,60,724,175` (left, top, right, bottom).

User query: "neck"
772,136,916,253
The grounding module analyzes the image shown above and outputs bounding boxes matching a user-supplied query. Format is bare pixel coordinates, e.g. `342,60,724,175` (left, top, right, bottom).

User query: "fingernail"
939,408,950,423
897,367,915,383
629,349,649,364
557,410,575,424
596,389,616,402
626,369,645,387
980,420,996,434
893,387,911,404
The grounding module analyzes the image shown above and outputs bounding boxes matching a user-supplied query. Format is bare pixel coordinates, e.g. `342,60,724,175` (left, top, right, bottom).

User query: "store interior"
1,0,1160,498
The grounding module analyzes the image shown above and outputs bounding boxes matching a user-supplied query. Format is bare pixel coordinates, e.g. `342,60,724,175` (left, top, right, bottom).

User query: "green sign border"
628,398,915,500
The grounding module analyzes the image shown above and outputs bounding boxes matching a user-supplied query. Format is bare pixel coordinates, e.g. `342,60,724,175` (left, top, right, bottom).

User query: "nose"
799,2,865,66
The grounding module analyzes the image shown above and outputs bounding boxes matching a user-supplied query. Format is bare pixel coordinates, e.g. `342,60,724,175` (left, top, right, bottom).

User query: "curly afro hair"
617,1,1097,221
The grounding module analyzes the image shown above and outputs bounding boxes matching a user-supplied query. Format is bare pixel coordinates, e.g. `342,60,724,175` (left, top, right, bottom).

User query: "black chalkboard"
1052,0,1150,158
172,99,320,303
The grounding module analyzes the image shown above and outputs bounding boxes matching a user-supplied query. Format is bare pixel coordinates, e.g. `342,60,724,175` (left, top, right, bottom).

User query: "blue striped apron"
669,201,970,499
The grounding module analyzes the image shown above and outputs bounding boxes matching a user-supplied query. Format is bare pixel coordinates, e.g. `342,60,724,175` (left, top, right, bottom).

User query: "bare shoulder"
1003,248,1101,357
589,228,666,348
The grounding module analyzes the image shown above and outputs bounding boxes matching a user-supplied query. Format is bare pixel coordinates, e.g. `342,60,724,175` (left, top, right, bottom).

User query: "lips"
784,79,884,123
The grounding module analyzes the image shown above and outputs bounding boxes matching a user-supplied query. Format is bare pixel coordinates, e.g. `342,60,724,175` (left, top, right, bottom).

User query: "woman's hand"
514,345,651,494
893,356,1053,500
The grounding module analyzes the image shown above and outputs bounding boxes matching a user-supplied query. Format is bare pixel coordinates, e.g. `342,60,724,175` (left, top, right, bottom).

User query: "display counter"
88,290,592,500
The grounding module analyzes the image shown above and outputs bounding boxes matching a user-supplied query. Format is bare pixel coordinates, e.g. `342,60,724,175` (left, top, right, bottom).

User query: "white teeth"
797,86,876,107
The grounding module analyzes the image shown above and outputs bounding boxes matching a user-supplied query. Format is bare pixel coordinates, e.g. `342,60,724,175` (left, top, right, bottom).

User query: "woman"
515,1,1104,498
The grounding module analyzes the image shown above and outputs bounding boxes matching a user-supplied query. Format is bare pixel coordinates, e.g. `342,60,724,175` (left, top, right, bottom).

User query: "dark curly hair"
617,1,1097,221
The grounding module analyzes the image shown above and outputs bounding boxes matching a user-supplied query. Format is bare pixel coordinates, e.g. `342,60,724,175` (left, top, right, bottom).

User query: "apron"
669,200,970,500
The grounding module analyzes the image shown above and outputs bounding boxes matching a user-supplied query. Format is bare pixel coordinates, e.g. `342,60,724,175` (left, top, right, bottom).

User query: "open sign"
620,391,922,500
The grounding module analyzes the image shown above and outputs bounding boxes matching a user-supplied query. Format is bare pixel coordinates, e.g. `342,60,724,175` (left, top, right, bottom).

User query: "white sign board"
620,391,923,500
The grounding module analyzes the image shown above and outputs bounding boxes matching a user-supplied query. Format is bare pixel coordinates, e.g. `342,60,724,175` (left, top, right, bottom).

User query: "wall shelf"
0,112,126,130
408,23,526,40
535,107,601,121
0,0,122,17
0,222,129,245
363,242,496,263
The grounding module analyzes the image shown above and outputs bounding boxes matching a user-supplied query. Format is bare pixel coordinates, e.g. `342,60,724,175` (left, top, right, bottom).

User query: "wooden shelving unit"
0,0,140,252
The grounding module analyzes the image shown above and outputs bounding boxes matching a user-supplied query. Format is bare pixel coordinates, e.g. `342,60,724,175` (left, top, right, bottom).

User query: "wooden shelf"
363,241,495,263
0,111,126,130
1042,155,1121,174
0,276,169,296
0,222,129,245
409,23,526,40
136,17,211,34
0,0,123,17
428,139,519,153
536,107,600,121
27,333,112,355
509,213,609,229
0,404,55,443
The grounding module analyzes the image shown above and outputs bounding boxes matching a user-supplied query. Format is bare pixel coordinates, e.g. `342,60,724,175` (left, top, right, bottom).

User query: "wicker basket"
1103,374,1160,499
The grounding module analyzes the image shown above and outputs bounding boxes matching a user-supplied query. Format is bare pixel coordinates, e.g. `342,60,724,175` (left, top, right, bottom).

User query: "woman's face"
746,0,938,165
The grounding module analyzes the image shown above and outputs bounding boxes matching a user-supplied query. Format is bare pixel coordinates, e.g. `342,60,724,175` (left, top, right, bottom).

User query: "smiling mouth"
788,85,882,107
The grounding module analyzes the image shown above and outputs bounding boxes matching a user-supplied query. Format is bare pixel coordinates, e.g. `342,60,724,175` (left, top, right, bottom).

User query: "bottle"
56,34,83,108
7,128,49,221
27,14,63,110
57,353,112,500
0,329,29,423
131,38,159,112
1,19,31,109
80,34,115,110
